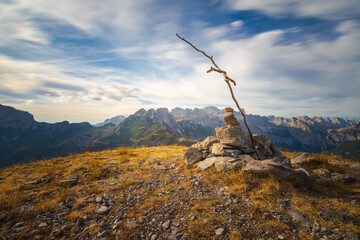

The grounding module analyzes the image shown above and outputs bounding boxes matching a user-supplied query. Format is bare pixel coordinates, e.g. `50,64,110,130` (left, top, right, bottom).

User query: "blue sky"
0,0,359,123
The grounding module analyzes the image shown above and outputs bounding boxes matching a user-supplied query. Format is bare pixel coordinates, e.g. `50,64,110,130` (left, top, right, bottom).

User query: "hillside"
0,105,195,168
328,140,360,161
0,146,359,239
1,104,359,168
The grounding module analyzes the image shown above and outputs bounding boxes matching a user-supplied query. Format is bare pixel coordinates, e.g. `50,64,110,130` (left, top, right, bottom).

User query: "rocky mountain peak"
0,104,36,129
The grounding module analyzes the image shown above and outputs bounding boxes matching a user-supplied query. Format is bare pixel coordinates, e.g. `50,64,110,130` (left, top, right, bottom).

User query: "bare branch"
176,33,260,159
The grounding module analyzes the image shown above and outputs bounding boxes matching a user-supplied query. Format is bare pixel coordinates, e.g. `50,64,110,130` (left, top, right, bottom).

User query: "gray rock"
162,220,171,230
14,205,35,215
211,143,232,156
184,148,204,165
349,164,360,170
331,173,356,185
12,222,25,229
191,136,219,150
287,209,306,222
96,206,109,215
215,126,253,149
39,222,48,228
154,165,168,170
254,134,273,157
215,228,225,236
24,180,38,185
67,174,80,180
197,157,217,170
290,153,310,165
243,157,317,181
126,220,137,229
322,210,354,223
214,156,241,171
344,231,359,240
223,107,241,127
59,179,78,187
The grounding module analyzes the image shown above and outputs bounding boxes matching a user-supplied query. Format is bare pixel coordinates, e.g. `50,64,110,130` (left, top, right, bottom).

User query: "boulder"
197,157,217,170
242,157,318,181
211,143,231,156
331,173,357,184
290,153,310,165
215,126,252,149
214,156,241,171
184,148,204,165
191,136,218,150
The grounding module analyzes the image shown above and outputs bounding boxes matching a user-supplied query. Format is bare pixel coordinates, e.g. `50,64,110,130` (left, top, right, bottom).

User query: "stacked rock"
185,107,282,171
184,107,319,182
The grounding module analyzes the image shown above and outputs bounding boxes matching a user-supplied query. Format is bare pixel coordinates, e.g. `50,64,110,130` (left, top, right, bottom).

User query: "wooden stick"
176,33,260,159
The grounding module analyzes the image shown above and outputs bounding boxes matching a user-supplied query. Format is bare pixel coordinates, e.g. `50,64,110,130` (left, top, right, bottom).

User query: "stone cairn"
184,108,318,181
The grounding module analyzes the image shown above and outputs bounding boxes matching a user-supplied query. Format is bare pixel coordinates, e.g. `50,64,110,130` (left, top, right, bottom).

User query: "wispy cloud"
0,0,359,122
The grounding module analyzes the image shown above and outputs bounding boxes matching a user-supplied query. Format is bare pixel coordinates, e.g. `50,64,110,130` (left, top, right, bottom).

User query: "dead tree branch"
176,33,259,159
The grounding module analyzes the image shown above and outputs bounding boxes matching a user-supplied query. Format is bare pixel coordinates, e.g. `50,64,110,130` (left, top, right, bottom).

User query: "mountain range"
0,104,359,168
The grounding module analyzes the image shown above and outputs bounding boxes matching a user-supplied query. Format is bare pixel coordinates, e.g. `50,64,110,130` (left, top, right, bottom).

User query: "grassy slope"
0,146,359,239
327,140,360,161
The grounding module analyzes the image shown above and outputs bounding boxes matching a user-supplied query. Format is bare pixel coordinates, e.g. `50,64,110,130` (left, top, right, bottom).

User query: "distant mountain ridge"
93,115,126,127
0,104,359,168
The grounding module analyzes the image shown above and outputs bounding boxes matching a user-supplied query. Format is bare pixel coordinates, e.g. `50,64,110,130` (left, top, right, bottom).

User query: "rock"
331,173,356,184
126,220,137,229
162,220,171,230
277,199,291,209
211,143,232,156
24,180,38,185
215,228,225,236
59,179,78,187
344,231,359,240
243,157,317,181
96,206,109,215
154,165,168,170
254,134,273,157
168,234,177,240
215,126,253,149
290,153,310,165
67,174,80,180
39,222,48,228
287,209,306,222
12,222,25,229
191,136,219,150
13,205,35,215
184,148,204,165
223,107,241,127
197,157,217,170
315,168,331,176
321,210,354,223
349,164,360,170
214,156,241,171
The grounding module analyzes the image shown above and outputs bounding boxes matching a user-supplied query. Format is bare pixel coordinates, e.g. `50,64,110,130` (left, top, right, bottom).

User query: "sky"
1,0,360,123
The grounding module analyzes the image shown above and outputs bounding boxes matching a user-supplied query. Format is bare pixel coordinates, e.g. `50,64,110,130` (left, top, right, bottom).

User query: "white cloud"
0,54,140,105
226,0,360,20
206,21,360,117
230,20,244,28
0,2,49,45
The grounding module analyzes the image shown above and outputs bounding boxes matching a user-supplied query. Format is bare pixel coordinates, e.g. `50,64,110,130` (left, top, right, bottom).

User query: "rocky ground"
0,146,359,240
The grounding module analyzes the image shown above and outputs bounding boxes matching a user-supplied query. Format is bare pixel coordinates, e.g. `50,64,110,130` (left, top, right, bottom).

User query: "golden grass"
67,210,81,220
